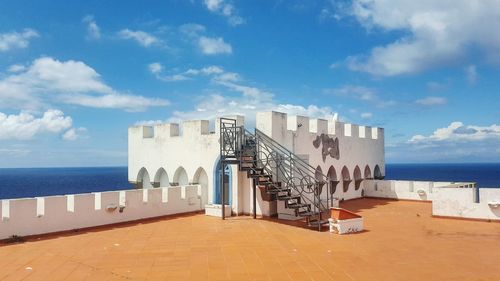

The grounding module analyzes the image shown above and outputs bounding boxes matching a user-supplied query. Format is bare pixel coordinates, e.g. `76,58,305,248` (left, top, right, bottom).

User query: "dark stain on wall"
313,134,340,162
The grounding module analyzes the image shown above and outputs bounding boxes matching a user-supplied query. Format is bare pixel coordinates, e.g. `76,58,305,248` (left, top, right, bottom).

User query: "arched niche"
137,167,152,189
327,166,339,202
153,167,169,188
341,166,351,193
364,165,372,179
193,167,209,207
173,166,189,186
354,165,362,190
314,165,325,195
374,165,384,180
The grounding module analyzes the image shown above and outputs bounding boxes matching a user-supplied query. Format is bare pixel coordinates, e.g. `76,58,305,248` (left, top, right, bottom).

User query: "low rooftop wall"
363,180,500,221
0,185,203,240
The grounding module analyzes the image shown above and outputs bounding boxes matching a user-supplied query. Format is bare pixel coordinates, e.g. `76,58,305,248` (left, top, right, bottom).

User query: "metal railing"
220,120,331,230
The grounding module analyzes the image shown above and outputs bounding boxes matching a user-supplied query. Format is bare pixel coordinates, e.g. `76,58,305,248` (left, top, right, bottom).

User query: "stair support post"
221,161,225,220
252,178,257,219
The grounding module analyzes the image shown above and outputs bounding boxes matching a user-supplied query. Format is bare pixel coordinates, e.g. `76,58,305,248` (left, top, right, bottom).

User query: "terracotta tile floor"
1,198,499,281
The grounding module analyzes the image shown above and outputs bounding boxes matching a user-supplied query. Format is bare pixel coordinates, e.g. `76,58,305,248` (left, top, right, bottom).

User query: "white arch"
173,166,189,186
193,167,209,207
137,167,152,189
154,167,169,188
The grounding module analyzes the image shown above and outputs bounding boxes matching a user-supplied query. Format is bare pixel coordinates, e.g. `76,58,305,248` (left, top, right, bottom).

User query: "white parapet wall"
0,185,203,240
363,179,500,221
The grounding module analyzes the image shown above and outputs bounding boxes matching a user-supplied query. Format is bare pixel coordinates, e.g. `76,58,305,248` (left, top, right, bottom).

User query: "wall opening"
173,166,189,186
136,167,152,189
354,165,362,190
314,165,325,195
153,167,169,188
341,166,351,193
374,165,383,180
327,166,339,196
214,160,232,205
193,167,209,208
364,165,372,179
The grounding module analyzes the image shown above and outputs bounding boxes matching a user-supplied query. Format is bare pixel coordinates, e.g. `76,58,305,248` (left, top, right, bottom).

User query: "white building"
128,111,385,225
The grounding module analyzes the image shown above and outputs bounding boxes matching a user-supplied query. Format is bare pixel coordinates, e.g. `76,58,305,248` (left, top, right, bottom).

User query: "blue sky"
0,0,498,167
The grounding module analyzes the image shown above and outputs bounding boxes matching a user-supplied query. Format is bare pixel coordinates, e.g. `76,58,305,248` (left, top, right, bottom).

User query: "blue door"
214,161,232,205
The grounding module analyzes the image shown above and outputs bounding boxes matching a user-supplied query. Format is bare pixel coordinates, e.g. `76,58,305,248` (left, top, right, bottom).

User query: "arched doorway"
173,166,189,186
153,167,169,188
137,167,152,189
214,160,232,205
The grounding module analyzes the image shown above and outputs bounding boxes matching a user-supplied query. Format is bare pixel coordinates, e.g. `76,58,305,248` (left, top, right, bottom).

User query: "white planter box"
205,204,232,218
329,217,364,234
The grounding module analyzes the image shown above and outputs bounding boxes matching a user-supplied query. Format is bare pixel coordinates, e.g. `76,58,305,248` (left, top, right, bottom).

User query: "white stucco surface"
363,179,500,221
0,185,202,240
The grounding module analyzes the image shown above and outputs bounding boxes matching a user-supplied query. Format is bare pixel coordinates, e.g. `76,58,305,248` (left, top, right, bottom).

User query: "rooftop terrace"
1,198,499,281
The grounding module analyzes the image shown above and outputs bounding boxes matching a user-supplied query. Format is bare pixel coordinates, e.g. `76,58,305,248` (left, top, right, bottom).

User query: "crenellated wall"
129,111,386,219
256,111,385,202
128,116,273,217
0,185,203,240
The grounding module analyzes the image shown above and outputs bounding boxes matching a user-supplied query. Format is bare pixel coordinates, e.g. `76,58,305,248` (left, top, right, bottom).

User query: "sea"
0,163,499,200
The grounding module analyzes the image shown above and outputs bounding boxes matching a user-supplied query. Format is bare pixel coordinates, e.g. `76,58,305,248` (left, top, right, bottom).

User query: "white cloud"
82,15,101,40
415,96,447,106
145,64,338,126
325,85,377,101
198,36,232,55
324,85,397,108
0,29,39,52
61,93,169,112
203,0,244,26
62,127,87,141
409,122,500,143
149,64,226,82
148,62,163,74
0,109,73,140
0,57,169,111
465,65,477,85
361,112,372,119
117,29,161,47
340,0,500,76
7,64,26,73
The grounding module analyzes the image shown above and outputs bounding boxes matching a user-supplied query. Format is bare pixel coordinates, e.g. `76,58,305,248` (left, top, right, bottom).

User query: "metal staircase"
219,118,331,231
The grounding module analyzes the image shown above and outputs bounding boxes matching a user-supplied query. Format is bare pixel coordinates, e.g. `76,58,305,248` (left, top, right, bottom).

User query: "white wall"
0,185,202,240
256,111,385,202
129,111,385,217
363,179,500,221
433,187,500,221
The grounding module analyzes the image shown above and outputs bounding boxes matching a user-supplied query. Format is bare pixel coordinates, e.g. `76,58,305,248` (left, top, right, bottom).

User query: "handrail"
255,129,329,182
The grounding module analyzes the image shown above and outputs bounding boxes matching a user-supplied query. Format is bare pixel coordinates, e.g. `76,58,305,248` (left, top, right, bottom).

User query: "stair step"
297,211,318,217
277,195,300,201
266,188,290,194
287,203,309,209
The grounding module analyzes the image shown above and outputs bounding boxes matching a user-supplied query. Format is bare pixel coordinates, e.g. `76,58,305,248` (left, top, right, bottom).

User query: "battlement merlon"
256,111,384,140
